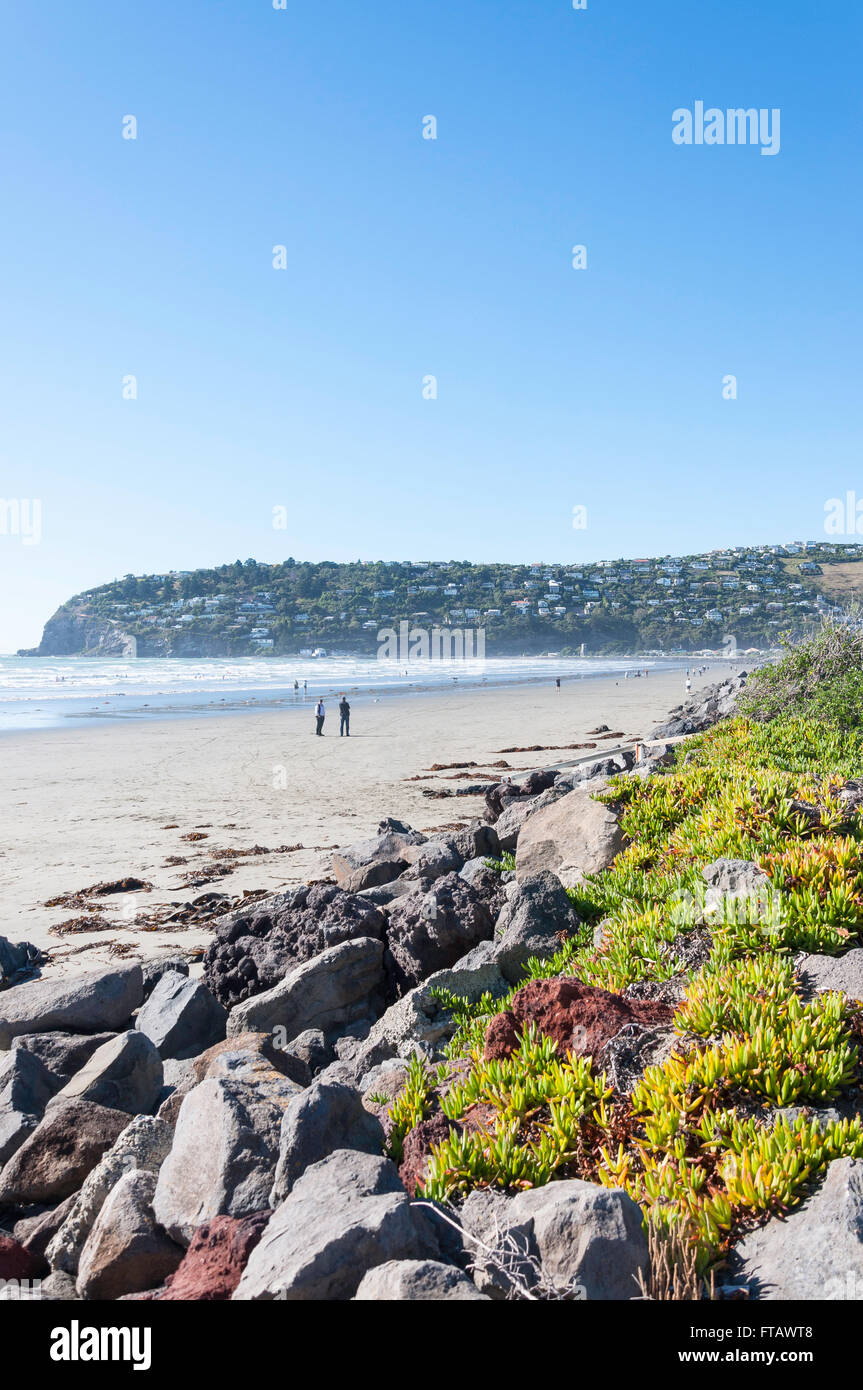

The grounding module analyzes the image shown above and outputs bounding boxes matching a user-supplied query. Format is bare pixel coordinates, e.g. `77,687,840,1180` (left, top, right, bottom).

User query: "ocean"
0,654,699,733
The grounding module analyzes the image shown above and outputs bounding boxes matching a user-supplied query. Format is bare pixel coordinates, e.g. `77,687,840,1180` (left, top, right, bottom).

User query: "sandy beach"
0,665,733,977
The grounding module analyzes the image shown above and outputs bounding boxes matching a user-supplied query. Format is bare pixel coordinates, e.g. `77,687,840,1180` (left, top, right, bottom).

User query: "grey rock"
797,949,863,1003
332,826,426,884
204,883,386,1010
0,935,44,989
515,787,625,888
39,1270,80,1301
384,874,495,997
46,1114,173,1274
270,1080,385,1203
598,1024,681,1094
724,1158,863,1299
702,858,772,923
46,1030,163,1116
233,1149,439,1300
11,1030,118,1080
461,1178,647,1300
140,956,189,997
354,1259,488,1301
491,871,581,985
226,936,385,1043
0,1099,130,1206
76,1169,183,1301
491,800,535,852
13,1194,77,1261
136,970,226,1060
281,1028,333,1079
0,965,143,1049
0,1046,62,1163
152,1076,293,1244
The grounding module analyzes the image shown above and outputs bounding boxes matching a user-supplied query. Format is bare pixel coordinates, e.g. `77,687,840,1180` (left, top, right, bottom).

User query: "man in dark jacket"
314,698,325,735
338,695,350,737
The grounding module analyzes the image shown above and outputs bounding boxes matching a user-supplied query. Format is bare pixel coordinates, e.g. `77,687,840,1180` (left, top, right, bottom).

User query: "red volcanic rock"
0,1235,47,1281
398,1112,452,1197
155,1211,271,1301
483,977,674,1062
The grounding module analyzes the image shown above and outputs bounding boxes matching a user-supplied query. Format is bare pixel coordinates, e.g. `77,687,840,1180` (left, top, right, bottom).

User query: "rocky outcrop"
515,787,625,887
225,936,385,1042
233,1149,440,1301
136,971,226,1060
489,871,581,984
723,1158,863,1299
203,884,386,1010
384,874,495,998
650,672,747,740
461,1179,648,1299
0,966,143,1049
75,1169,183,1300
269,1079,384,1202
354,1259,488,1301
0,1099,130,1206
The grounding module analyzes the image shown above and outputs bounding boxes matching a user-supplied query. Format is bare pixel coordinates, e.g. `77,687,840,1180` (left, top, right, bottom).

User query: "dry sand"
0,665,733,978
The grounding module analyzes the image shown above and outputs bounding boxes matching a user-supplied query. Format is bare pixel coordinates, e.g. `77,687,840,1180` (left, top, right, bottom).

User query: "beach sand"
0,665,735,978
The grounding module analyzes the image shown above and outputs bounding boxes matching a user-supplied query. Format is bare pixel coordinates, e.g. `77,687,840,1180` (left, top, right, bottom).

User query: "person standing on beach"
555,677,561,691
339,694,350,737
315,698,325,735
685,677,692,695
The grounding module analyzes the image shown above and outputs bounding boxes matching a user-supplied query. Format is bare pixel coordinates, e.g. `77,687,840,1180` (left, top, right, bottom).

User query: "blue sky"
1,0,860,650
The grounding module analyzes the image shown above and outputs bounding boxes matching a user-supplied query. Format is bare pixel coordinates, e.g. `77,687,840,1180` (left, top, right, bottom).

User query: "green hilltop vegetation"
386,622,863,1283
22,541,863,658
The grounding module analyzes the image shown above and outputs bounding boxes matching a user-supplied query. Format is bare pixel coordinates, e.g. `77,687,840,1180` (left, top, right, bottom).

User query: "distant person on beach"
303,680,308,694
685,677,692,695
339,694,350,737
555,678,561,691
314,699,325,735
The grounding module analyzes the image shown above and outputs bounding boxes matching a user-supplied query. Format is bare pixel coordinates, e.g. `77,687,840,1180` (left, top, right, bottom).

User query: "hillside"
20,542,863,659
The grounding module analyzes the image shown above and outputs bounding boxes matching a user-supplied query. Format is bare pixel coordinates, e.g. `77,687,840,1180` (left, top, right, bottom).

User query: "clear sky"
1,0,860,651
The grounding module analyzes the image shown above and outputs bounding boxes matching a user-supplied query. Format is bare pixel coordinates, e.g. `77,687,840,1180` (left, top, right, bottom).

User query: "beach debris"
493,742,597,754
181,832,209,842
44,879,154,909
50,916,116,937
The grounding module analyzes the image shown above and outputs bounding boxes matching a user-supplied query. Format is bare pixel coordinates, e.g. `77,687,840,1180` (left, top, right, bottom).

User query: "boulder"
340,858,409,894
269,1080,385,1203
491,800,536,852
226,936,385,1043
0,1099,129,1206
724,1158,863,1299
136,971,226,1060
11,1031,118,1080
233,1149,439,1301
281,1028,333,1080
490,871,581,985
13,1194,77,1262
192,1030,309,1092
702,858,772,923
461,1179,647,1299
47,1030,163,1116
0,1046,63,1164
203,884,386,1010
354,1259,487,1301
384,874,495,998
152,1076,295,1244
0,936,44,989
0,965,143,1049
46,1115,173,1274
150,1211,270,1300
483,977,674,1062
332,826,426,884
76,1169,183,1301
797,949,863,1003
515,788,625,887
140,955,190,998
341,958,510,1079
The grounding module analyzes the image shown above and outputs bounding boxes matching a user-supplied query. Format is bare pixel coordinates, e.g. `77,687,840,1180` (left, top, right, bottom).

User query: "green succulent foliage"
383,644,863,1273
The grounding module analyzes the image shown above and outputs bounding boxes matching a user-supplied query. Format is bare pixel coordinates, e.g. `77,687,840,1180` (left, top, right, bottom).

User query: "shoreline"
0,655,739,735
1,664,738,977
